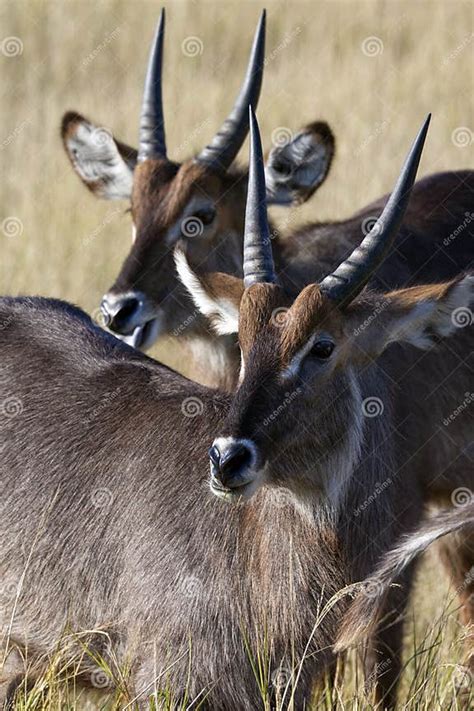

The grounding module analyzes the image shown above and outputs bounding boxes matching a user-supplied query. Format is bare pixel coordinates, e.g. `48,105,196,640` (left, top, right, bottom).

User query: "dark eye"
273,160,292,177
310,339,335,359
194,207,216,226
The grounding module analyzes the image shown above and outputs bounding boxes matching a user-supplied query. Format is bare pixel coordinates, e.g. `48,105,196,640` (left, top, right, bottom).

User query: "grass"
0,0,472,707
2,554,472,708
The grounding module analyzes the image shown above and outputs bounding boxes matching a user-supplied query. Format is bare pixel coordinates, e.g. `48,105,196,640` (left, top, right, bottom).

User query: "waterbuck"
62,11,474,391
176,109,474,706
62,10,336,388
1,107,472,709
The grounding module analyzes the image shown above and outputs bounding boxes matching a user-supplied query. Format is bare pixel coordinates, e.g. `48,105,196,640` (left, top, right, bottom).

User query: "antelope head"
62,10,335,349
177,108,474,504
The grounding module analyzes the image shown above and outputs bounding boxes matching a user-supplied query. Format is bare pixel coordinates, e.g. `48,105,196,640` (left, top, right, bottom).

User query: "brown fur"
199,268,474,707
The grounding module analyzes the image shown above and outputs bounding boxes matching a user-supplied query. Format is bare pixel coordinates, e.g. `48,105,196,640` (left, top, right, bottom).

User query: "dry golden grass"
0,0,472,708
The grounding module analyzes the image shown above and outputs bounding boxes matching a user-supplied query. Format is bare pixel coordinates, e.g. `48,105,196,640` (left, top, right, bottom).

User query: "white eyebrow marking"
281,332,336,380
281,333,317,380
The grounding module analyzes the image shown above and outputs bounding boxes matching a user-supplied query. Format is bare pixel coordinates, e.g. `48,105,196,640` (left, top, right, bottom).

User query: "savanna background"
0,0,472,708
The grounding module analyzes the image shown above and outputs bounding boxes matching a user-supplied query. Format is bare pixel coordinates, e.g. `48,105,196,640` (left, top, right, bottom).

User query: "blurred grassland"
0,0,472,344
0,1,473,707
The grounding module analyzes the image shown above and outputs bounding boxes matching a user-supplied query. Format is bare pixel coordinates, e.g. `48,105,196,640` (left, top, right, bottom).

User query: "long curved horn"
195,11,266,172
243,107,277,288
137,9,167,162
320,114,431,307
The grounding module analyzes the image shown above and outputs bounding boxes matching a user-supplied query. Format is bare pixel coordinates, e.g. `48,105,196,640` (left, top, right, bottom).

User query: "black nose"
101,295,141,334
209,442,253,488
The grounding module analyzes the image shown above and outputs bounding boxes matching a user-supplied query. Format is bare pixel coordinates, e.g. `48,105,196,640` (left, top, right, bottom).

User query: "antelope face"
207,282,360,502
62,10,335,349
101,159,247,349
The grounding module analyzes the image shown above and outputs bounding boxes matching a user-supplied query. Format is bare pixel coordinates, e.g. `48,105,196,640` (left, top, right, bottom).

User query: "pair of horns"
137,8,266,170
244,108,431,305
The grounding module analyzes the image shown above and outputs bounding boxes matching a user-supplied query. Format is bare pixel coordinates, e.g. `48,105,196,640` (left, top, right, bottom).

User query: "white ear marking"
174,248,239,335
65,119,134,200
387,275,474,350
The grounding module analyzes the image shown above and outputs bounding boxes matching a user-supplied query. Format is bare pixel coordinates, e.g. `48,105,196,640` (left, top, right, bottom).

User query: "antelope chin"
209,473,262,503
117,318,162,351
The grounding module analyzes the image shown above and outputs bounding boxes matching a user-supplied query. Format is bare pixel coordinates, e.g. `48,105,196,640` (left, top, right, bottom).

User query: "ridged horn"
195,11,266,172
137,9,167,162
243,107,276,288
320,114,431,307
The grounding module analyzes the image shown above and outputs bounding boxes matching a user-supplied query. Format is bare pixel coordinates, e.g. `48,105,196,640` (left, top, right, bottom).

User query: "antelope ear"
61,111,137,200
348,274,474,359
174,248,243,335
265,121,335,206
